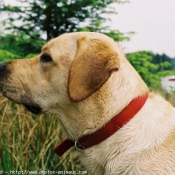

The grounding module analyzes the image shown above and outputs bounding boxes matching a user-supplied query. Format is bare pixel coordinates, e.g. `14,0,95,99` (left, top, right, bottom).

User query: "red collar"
54,93,148,156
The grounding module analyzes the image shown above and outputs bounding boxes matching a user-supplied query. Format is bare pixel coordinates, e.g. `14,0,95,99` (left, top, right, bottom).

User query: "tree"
127,51,174,89
0,0,130,41
153,53,175,71
0,33,43,57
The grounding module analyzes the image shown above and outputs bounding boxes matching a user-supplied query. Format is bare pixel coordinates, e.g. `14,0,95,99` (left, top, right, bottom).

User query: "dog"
0,32,175,175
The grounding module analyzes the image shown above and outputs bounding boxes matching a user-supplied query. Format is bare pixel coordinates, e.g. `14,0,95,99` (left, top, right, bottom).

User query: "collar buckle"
75,140,86,152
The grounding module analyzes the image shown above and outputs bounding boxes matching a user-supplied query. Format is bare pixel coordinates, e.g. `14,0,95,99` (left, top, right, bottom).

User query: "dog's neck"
54,93,149,156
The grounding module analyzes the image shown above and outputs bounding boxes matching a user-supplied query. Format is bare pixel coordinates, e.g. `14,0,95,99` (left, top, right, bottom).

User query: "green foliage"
0,0,130,41
153,53,175,70
127,51,174,89
25,53,38,58
0,34,44,57
0,50,20,61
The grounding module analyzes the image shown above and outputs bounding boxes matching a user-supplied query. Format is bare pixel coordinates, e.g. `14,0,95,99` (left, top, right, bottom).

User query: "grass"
0,95,84,173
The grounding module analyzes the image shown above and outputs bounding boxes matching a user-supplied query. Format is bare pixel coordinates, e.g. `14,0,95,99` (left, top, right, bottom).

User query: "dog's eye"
40,54,52,63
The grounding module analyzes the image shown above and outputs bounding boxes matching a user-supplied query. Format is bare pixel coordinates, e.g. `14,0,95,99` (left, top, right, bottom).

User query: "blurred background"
0,0,175,173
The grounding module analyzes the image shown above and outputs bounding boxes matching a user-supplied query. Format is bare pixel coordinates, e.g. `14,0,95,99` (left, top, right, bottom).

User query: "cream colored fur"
0,32,175,175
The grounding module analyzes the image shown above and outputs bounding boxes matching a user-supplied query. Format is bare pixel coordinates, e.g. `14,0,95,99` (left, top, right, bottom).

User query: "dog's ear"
68,35,119,102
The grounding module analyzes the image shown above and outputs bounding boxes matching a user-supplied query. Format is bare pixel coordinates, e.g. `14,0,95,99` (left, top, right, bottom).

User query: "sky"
111,0,175,57
1,0,175,58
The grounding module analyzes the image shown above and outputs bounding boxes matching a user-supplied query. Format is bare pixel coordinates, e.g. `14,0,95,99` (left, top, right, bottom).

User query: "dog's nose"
0,62,7,80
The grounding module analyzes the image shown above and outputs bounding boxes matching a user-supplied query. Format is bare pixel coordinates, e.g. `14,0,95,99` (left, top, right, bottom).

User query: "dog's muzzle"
0,61,42,114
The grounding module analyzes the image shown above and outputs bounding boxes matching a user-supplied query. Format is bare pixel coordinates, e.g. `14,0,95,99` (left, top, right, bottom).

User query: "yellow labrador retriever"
0,32,175,175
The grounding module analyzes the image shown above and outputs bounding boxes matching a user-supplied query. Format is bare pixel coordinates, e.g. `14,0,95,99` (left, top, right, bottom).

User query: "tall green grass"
0,95,84,173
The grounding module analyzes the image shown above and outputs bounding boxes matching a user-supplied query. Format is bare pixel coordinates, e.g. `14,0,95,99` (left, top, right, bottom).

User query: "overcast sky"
112,0,175,57
1,0,175,58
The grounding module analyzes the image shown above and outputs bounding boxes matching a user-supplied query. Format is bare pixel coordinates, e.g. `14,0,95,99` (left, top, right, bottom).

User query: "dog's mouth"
24,104,42,114
2,92,42,114
0,81,43,114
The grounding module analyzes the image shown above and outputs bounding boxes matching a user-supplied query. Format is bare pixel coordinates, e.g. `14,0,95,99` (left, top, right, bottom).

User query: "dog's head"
0,32,123,114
